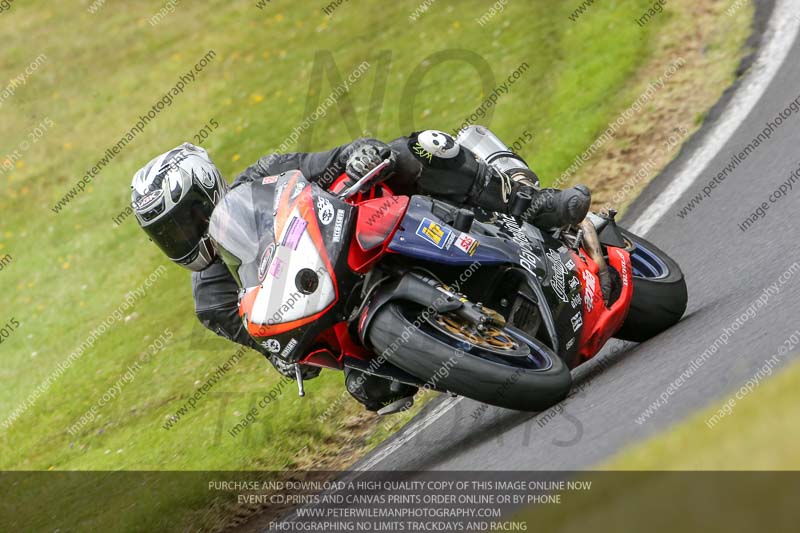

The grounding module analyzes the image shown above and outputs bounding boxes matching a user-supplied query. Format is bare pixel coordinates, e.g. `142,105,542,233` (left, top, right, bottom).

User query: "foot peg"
294,364,305,397
579,219,613,307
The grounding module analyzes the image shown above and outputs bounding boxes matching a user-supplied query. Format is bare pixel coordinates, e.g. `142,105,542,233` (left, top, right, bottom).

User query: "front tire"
614,228,688,342
368,303,572,412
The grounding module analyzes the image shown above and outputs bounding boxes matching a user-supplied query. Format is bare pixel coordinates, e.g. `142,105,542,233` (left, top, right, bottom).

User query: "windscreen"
208,180,276,288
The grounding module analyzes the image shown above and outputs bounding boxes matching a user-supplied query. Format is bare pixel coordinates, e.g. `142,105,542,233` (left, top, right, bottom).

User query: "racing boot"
526,185,592,228
344,367,418,414
471,167,592,228
508,169,591,227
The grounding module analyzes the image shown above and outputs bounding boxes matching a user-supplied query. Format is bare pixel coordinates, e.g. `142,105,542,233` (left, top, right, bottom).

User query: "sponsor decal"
281,338,299,359
569,276,580,290
416,218,454,250
417,130,459,159
316,197,335,225
571,293,582,310
291,181,305,199
565,258,576,270
332,209,345,243
257,244,276,281
565,338,575,350
262,175,278,185
412,142,433,162
282,217,307,250
616,249,629,286
571,313,583,332
454,233,479,255
135,189,163,210
546,249,569,303
262,338,281,353
497,214,540,275
268,256,285,279
583,270,597,312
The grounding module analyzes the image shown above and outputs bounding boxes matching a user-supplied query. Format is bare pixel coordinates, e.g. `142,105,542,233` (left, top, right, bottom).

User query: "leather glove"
345,143,395,181
269,355,321,380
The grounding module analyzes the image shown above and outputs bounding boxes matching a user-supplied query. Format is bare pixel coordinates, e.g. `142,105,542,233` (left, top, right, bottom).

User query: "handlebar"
337,158,392,200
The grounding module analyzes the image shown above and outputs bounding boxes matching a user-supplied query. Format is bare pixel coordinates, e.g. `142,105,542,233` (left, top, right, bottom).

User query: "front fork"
355,271,504,347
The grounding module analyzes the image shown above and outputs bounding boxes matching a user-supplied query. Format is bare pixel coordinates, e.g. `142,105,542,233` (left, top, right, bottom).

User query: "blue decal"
415,217,454,250
389,198,515,266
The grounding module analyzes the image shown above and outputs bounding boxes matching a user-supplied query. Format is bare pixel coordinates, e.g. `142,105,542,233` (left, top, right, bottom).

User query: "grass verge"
513,357,800,532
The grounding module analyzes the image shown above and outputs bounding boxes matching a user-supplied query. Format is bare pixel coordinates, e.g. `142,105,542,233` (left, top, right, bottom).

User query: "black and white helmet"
131,143,228,271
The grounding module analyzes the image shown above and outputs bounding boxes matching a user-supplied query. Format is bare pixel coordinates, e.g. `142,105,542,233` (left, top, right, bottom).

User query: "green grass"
513,358,800,532
601,356,800,471
0,0,747,530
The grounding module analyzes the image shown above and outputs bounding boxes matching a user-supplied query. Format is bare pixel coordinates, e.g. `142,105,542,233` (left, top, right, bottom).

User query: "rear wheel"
614,228,687,342
368,303,572,412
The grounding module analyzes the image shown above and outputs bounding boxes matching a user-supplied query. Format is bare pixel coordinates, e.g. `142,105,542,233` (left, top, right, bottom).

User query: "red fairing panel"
573,247,633,362
302,322,373,369
348,195,409,273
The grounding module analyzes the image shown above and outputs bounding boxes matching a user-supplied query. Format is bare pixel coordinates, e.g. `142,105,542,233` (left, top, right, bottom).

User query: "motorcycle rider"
131,130,591,413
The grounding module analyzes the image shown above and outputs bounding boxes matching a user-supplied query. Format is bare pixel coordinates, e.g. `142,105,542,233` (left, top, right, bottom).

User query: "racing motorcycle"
208,127,687,413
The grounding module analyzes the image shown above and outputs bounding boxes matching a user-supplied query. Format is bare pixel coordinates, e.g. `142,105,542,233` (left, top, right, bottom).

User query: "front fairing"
208,170,356,360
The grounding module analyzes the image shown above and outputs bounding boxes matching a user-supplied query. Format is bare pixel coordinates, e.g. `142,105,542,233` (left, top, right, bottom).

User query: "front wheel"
367,303,572,412
613,228,688,342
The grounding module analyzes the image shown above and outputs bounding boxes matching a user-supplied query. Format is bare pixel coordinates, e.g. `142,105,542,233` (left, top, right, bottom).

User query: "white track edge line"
630,0,800,235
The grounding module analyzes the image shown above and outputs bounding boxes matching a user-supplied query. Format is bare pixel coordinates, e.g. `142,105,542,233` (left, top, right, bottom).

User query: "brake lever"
338,159,392,200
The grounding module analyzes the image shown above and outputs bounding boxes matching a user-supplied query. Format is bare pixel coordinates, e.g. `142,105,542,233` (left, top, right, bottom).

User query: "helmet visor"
142,187,215,262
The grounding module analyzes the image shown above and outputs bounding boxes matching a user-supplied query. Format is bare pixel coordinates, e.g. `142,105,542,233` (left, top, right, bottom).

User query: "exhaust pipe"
456,125,538,186
579,219,612,306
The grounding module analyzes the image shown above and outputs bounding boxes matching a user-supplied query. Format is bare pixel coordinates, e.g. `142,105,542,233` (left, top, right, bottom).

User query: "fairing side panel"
575,246,633,363
387,196,517,266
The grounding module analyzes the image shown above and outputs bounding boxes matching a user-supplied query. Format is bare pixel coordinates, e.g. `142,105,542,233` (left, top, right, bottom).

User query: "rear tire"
368,303,572,412
614,228,687,342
